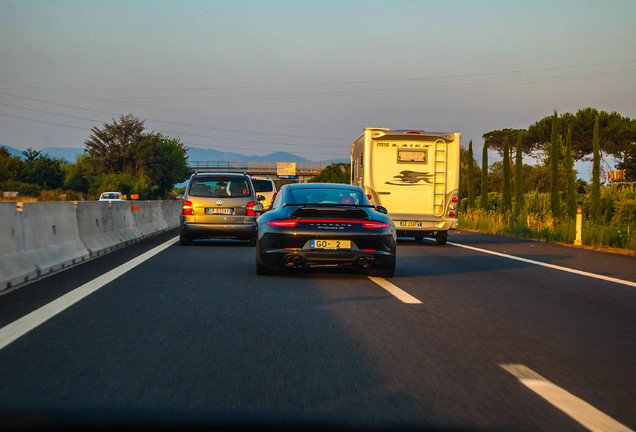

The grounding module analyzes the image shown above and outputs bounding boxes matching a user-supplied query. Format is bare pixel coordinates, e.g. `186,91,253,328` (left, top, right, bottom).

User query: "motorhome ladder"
433,139,447,217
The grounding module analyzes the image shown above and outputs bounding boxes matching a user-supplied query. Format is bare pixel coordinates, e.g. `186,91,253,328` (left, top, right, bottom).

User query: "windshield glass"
251,179,274,193
289,187,364,205
189,177,250,198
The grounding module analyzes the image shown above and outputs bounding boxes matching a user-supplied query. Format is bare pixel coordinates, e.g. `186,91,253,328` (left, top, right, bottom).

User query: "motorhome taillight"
367,194,372,200
405,130,422,134
182,200,193,215
452,196,458,202
448,211,456,217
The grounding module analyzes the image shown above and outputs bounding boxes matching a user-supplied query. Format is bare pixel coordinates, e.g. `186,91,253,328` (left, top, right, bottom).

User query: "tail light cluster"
182,200,193,216
246,201,257,216
448,195,459,218
267,219,390,229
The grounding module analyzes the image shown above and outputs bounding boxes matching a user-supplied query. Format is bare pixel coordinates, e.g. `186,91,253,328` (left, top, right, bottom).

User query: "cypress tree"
480,142,488,210
550,112,561,217
514,131,524,217
591,116,601,222
467,140,475,209
502,136,511,213
565,126,577,219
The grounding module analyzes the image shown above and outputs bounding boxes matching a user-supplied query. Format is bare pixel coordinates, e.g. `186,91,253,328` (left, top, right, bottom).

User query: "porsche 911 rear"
256,206,396,276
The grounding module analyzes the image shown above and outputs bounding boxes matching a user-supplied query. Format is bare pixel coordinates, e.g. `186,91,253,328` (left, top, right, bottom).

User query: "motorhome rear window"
397,148,427,163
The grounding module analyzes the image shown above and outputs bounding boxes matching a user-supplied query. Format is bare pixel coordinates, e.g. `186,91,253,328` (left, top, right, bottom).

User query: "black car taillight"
267,219,298,228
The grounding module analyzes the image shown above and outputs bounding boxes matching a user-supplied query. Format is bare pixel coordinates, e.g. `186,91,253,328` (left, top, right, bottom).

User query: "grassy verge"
459,209,636,254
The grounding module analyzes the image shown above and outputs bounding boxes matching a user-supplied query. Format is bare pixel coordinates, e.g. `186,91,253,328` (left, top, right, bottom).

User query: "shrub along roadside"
459,189,636,252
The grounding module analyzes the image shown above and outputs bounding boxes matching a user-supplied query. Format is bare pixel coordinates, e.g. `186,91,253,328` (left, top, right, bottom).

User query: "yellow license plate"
310,239,351,249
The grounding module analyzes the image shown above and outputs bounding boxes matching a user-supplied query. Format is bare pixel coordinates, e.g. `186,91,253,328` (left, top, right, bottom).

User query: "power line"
0,112,349,158
4,59,634,91
41,69,633,102
0,102,348,150
0,90,351,141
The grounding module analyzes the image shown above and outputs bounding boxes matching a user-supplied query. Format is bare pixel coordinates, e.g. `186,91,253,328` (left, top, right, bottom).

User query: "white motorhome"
351,127,460,244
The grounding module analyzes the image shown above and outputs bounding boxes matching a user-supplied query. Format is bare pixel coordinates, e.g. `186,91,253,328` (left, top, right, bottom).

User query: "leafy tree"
460,145,482,203
482,128,531,157
591,116,601,222
90,173,155,199
514,132,524,216
526,108,634,163
502,136,511,213
550,112,561,217
617,151,636,182
487,161,504,192
603,113,636,167
0,146,26,184
467,140,475,209
64,154,92,193
480,142,488,209
156,135,191,198
565,126,577,219
85,114,147,174
26,155,66,190
308,163,350,183
22,148,42,162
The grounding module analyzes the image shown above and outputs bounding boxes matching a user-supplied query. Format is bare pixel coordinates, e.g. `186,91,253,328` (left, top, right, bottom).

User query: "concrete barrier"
0,200,182,292
132,201,167,237
162,200,182,228
20,201,90,278
0,202,38,288
76,201,120,257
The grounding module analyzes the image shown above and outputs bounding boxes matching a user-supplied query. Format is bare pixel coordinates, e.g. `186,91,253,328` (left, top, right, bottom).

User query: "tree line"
463,107,635,223
1,114,191,200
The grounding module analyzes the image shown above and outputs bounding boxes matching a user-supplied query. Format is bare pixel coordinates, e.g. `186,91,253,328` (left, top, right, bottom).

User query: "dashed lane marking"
501,364,633,432
368,276,422,304
0,237,179,351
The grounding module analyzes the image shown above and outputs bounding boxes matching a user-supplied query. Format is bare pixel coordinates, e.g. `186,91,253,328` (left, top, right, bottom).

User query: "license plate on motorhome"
397,221,423,227
311,240,351,249
206,208,233,215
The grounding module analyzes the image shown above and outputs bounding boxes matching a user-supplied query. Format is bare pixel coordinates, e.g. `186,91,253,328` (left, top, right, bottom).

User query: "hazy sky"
1,0,635,173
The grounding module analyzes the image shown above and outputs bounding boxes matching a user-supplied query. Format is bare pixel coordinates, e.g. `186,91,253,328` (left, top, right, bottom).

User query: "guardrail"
0,200,181,292
189,161,330,177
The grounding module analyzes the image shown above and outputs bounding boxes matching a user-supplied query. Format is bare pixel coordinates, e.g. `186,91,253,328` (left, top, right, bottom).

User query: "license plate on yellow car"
397,220,423,227
206,208,233,215
311,240,351,249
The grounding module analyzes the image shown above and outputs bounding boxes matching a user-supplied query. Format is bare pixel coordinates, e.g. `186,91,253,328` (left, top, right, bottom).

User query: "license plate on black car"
311,240,351,249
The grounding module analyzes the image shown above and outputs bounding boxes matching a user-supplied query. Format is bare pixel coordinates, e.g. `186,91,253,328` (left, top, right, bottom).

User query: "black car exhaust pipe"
357,256,375,269
284,255,305,267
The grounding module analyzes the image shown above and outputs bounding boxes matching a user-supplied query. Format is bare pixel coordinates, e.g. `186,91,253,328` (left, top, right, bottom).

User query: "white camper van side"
351,127,460,244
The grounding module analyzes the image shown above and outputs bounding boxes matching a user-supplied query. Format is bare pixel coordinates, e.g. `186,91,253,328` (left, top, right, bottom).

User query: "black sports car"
254,183,397,277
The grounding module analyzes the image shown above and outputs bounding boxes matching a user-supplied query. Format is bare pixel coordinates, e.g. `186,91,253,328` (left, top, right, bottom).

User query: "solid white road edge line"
448,241,636,288
0,236,179,351
501,364,633,432
368,276,422,304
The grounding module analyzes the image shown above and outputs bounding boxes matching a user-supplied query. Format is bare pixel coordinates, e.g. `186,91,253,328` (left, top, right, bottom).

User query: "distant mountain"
0,144,345,164
1,145,24,158
42,147,85,161
186,148,312,163
1,145,84,161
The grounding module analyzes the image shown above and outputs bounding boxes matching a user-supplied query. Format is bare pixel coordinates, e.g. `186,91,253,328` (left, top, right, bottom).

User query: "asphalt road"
0,229,634,431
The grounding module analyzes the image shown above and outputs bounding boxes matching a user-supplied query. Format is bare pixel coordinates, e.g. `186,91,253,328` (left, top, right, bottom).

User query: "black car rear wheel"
369,255,395,278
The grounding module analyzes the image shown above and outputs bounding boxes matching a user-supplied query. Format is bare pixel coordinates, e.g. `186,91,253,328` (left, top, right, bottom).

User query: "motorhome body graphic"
386,170,433,185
